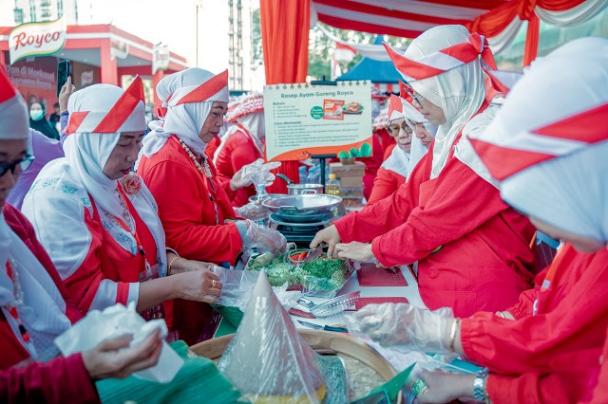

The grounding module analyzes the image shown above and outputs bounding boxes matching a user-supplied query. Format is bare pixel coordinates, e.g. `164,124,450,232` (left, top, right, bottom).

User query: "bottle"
325,173,341,196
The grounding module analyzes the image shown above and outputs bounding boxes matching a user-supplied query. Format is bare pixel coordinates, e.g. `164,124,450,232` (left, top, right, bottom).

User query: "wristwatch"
473,368,489,403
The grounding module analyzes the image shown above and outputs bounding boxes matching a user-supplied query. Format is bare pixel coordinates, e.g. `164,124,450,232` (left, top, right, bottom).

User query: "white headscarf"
403,25,487,179
0,68,70,361
23,81,167,309
140,68,229,158
470,37,608,243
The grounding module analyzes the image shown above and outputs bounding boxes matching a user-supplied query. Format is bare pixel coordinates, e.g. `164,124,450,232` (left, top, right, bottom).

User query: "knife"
297,320,348,333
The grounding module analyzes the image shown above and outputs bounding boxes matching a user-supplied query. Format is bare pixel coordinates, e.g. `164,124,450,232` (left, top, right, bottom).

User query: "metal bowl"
247,193,282,204
262,194,342,213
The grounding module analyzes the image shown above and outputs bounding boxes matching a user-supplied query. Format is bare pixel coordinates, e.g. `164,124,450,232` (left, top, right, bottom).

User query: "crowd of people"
0,22,606,404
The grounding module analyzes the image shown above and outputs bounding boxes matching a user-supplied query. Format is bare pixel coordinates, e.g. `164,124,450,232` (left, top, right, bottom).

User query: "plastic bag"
218,272,326,403
54,303,183,383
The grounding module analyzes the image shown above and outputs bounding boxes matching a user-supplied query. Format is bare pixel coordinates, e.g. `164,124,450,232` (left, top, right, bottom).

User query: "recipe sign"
263,81,372,161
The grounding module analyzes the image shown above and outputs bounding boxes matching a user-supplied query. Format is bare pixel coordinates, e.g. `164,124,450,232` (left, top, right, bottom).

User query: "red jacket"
462,245,608,403
588,330,608,403
214,128,261,207
334,140,535,316
138,136,242,265
367,167,405,205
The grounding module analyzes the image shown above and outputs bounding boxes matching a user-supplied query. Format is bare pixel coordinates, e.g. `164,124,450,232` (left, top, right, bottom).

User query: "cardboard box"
339,176,364,188
330,161,366,177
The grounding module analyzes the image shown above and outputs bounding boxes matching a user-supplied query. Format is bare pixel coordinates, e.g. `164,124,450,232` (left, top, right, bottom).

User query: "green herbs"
247,253,350,291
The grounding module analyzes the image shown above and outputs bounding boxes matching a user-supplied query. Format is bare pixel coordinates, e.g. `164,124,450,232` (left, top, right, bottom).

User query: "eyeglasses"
0,154,35,177
411,92,424,109
388,121,413,135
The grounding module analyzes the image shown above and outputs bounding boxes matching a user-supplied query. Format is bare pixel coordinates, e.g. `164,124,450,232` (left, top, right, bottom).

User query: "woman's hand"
169,257,216,275
172,269,222,303
335,241,376,263
415,371,475,404
310,225,341,257
58,77,75,113
82,329,163,380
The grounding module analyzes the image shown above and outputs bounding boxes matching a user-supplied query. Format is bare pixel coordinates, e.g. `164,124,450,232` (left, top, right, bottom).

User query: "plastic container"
325,173,341,196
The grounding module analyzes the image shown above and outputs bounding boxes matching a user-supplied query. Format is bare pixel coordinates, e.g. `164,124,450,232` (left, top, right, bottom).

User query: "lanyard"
4,261,31,343
113,184,155,278
533,246,568,316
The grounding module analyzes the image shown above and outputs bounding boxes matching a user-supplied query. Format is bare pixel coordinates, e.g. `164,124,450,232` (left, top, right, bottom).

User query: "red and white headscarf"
214,92,264,162
140,68,229,158
471,37,608,243
386,25,491,179
387,95,405,122
23,79,167,311
0,68,29,140
0,68,70,361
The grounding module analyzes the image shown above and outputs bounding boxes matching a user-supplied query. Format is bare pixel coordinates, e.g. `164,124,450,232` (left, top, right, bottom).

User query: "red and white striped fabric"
387,94,405,122
469,37,608,242
0,67,29,140
226,92,263,123
312,0,508,39
384,32,496,82
65,77,145,135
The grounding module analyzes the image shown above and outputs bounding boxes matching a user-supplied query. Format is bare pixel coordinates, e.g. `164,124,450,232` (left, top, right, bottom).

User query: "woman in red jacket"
137,68,285,343
213,93,265,207
347,38,608,404
312,25,535,316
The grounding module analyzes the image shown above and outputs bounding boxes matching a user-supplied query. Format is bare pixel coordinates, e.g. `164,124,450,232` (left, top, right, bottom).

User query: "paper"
54,303,183,383
357,264,407,287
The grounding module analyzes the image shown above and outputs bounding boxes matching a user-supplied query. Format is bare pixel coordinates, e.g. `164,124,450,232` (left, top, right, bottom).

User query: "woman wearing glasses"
312,25,536,317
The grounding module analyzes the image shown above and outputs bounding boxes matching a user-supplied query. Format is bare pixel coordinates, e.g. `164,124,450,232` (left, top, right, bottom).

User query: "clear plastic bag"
218,272,326,403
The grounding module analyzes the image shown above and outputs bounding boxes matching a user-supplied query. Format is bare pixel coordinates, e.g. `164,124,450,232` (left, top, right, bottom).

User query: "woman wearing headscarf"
213,92,272,207
312,25,535,316
0,67,163,404
21,79,222,344
137,68,285,343
367,92,436,205
28,101,59,140
348,38,608,404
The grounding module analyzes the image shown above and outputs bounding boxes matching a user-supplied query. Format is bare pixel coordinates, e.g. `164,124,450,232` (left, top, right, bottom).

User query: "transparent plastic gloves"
230,159,282,190
235,201,269,221
239,219,287,256
344,303,456,353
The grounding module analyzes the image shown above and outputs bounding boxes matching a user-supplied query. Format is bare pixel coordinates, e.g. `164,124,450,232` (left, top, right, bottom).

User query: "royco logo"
9,18,66,64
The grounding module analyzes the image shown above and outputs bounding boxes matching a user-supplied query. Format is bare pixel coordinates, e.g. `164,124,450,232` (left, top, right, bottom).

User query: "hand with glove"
344,303,459,353
235,201,269,221
238,219,287,256
230,159,281,191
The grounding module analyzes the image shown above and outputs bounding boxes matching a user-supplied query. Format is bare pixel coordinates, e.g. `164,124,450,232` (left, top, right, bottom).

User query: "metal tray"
262,194,342,212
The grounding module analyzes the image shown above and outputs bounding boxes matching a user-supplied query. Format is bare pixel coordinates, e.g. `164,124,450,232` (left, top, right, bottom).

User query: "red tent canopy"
312,0,509,39
310,0,606,65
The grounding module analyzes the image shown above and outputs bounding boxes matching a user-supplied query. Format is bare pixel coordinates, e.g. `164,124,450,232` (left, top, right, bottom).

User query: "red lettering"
12,29,62,52
12,32,26,50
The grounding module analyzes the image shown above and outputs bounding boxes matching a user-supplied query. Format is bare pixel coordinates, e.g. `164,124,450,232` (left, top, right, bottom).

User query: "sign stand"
310,153,336,193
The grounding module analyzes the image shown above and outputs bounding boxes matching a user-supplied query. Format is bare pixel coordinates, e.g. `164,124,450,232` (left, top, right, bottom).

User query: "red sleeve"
367,168,404,205
143,160,243,264
460,251,608,375
589,332,608,403
0,354,99,404
370,157,510,267
333,149,430,243
506,268,549,319
225,137,258,206
3,205,82,323
487,372,573,404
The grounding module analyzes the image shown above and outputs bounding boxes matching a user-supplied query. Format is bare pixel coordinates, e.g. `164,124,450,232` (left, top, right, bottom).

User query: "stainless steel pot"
262,194,342,213
287,183,323,195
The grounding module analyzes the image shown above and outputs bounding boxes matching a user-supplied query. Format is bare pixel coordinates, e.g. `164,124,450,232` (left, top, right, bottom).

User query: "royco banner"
9,18,66,64
264,81,372,161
